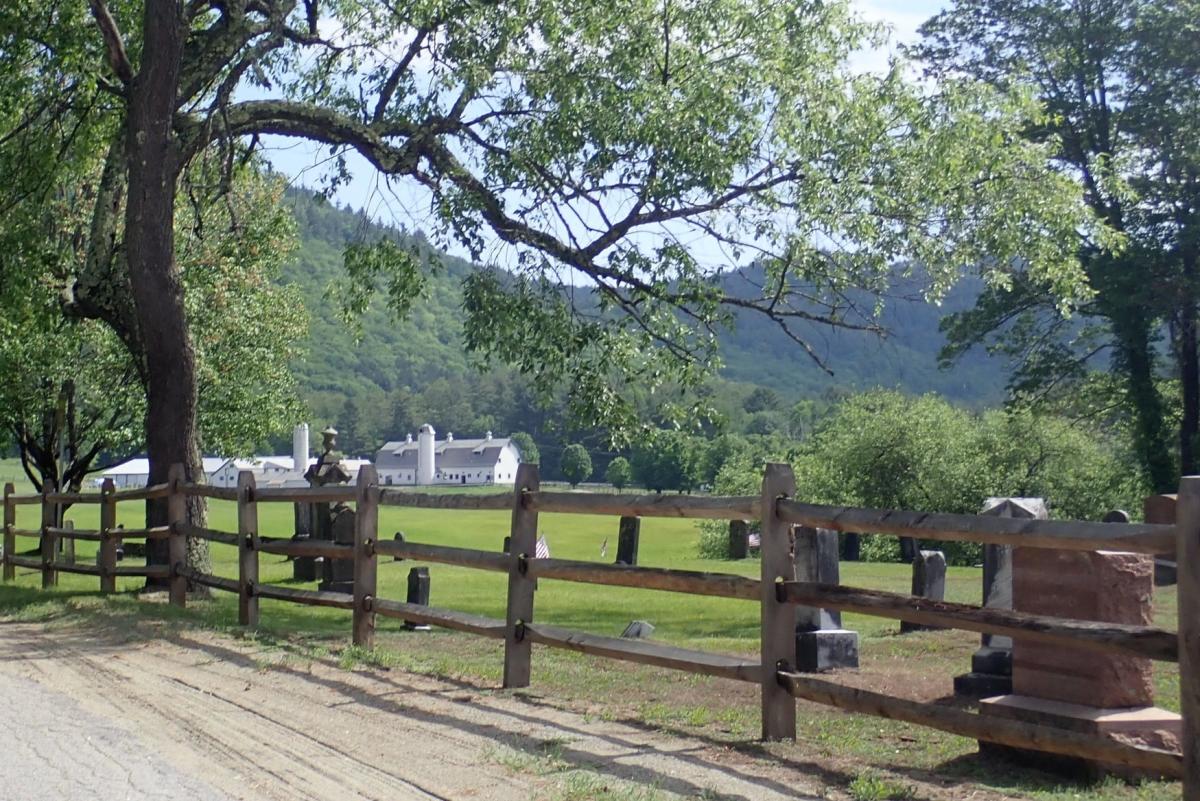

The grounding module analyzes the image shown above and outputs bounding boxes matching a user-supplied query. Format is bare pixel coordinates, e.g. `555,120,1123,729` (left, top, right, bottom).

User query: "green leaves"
334,238,428,339
178,168,309,457
559,442,593,487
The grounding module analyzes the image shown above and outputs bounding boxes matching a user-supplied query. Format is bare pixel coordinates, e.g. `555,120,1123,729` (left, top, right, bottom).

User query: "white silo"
292,423,309,473
417,423,436,485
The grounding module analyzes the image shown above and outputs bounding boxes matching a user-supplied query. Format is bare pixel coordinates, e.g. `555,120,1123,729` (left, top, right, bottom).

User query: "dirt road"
0,620,822,801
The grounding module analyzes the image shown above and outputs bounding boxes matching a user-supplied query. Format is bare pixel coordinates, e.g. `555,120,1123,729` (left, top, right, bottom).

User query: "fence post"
238,471,259,626
1176,476,1200,797
167,463,187,607
504,463,540,688
760,463,797,740
3,483,13,582
99,479,117,593
353,465,379,648
40,479,57,589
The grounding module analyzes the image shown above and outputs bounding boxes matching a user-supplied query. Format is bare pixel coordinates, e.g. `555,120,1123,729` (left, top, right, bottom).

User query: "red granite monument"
980,511,1180,778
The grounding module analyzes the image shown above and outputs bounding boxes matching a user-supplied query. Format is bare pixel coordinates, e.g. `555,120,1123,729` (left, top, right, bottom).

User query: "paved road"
0,674,234,801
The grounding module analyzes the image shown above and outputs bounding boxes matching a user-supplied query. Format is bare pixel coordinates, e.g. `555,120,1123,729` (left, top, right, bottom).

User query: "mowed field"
5,477,994,648
0,459,1184,800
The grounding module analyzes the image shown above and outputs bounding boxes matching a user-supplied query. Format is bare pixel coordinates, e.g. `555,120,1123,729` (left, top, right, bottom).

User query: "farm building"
375,425,521,486
210,424,371,488
100,426,371,490
99,457,226,488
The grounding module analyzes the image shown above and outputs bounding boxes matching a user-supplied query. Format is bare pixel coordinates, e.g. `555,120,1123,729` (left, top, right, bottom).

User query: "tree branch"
88,0,135,85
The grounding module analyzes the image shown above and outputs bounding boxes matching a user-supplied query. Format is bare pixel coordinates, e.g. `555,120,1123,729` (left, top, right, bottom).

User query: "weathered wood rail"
2,463,1196,794
3,479,182,587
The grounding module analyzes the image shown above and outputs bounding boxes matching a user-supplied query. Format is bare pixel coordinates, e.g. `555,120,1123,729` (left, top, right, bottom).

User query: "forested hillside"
278,190,1004,457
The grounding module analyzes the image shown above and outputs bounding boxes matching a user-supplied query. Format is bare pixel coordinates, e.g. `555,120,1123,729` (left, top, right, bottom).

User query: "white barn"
375,425,521,486
100,457,226,488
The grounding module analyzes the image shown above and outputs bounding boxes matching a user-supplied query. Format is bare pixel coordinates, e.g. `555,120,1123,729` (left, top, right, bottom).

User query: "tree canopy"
0,0,1109,575
560,444,593,488
915,0,1200,489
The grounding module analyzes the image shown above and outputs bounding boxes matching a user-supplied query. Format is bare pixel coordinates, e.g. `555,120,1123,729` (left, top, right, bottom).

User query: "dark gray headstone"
899,536,917,563
793,526,842,630
293,501,312,538
728,520,750,560
620,620,655,639
616,516,640,565
955,497,1046,698
792,526,858,672
291,507,316,579
319,506,355,592
840,532,861,562
502,535,511,554
293,553,319,582
1102,509,1131,523
392,531,405,561
404,567,431,630
900,550,947,633
795,630,859,672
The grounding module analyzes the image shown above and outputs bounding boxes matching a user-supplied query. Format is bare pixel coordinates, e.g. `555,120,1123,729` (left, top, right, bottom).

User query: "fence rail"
3,464,1197,793
777,499,1176,554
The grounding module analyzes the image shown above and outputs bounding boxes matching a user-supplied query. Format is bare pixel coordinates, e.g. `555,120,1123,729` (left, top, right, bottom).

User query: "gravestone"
793,526,858,672
58,520,75,565
840,532,861,562
1143,494,1178,586
616,516,640,565
392,531,406,561
319,506,356,593
123,529,145,559
404,567,431,630
728,520,750,560
900,550,946,633
298,426,352,582
898,536,917,563
502,535,511,553
953,497,1046,698
980,527,1180,778
621,620,655,639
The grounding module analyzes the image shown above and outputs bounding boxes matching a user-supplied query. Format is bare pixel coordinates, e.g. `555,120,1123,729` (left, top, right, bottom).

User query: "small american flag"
599,537,608,559
535,535,551,559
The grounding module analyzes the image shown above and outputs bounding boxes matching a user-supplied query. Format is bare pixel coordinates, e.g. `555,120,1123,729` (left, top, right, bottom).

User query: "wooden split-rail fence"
3,463,1199,795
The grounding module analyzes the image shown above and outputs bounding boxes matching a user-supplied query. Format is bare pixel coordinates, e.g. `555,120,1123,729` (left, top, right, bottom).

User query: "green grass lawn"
0,464,1184,801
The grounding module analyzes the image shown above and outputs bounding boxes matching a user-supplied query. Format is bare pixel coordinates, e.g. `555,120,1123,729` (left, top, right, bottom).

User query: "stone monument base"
954,646,1013,698
293,555,321,582
979,694,1181,780
795,629,859,672
954,671,1012,698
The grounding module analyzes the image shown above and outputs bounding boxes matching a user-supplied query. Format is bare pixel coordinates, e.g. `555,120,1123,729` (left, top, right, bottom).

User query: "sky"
260,1,950,246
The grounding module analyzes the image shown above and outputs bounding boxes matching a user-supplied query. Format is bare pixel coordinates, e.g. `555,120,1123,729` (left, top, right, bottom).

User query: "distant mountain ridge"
280,190,1004,422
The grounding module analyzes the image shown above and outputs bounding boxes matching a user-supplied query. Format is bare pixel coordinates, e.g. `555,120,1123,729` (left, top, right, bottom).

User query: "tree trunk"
1109,310,1175,493
125,0,209,587
1180,249,1199,476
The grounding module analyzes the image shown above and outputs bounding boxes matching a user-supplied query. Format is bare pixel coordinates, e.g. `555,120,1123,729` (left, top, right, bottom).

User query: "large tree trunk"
1180,250,1199,477
1109,310,1175,493
125,0,209,587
